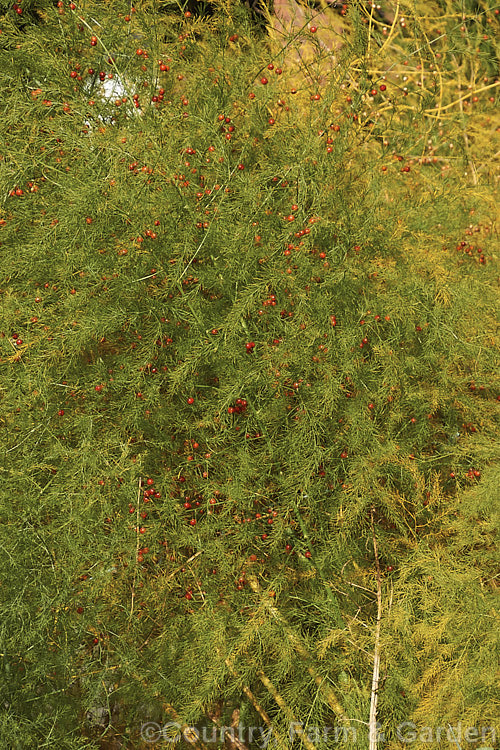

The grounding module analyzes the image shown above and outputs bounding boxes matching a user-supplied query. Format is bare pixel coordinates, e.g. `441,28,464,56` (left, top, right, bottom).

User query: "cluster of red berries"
137,546,150,562
456,241,487,264
182,496,202,511
142,477,161,503
217,114,236,140
127,478,161,512
227,398,248,415
466,468,481,480
262,293,277,307
235,571,247,590
150,88,167,106
181,492,214,527
128,161,154,175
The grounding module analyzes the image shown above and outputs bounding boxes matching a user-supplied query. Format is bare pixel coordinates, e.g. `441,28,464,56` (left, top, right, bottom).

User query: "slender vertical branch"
127,477,142,626
452,56,478,186
369,507,383,750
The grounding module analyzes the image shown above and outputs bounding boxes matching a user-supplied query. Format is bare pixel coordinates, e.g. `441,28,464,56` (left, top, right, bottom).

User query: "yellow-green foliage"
0,0,498,747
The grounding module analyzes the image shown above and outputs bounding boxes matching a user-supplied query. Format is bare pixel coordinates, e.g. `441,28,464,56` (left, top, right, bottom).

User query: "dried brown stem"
257,670,317,750
224,656,290,750
246,574,348,723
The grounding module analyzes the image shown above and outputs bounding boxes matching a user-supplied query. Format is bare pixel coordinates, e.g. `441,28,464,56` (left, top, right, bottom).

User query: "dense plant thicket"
0,0,498,747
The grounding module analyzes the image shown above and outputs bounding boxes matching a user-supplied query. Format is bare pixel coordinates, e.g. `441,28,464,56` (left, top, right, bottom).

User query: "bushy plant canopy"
0,0,498,747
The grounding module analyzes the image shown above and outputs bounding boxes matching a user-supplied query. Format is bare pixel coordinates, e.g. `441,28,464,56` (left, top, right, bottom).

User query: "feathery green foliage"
0,0,498,747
